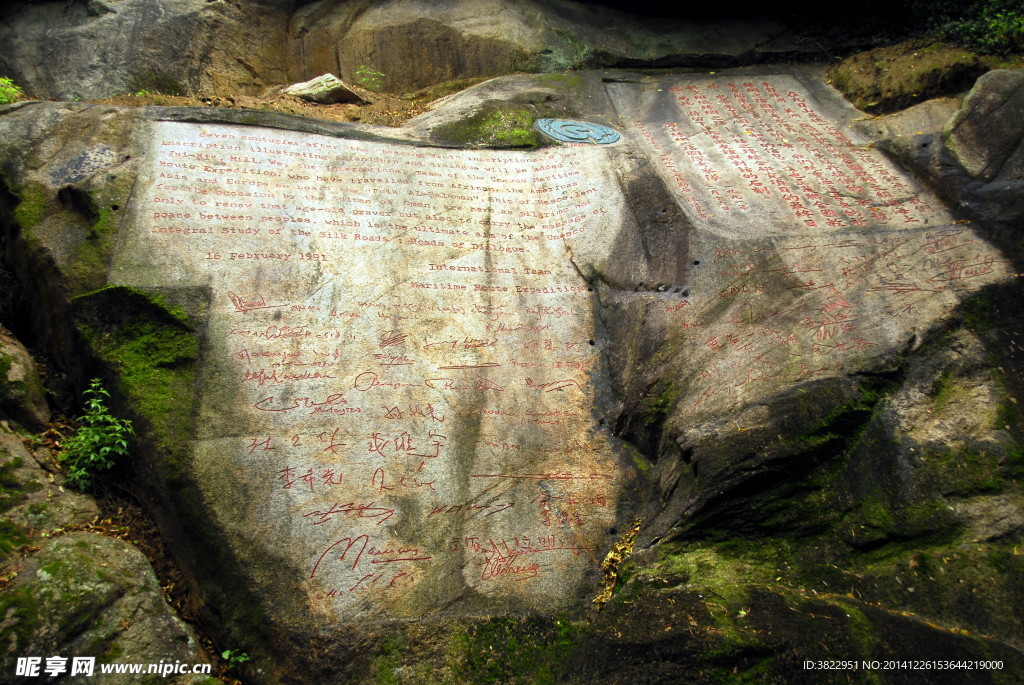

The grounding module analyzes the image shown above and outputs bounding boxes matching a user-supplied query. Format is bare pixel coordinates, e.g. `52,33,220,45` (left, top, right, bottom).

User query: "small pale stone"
282,73,366,104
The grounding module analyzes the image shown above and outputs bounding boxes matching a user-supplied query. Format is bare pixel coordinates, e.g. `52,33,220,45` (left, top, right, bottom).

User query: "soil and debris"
89,77,488,128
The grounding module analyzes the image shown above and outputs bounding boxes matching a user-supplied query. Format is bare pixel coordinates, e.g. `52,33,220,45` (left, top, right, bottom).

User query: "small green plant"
354,65,386,92
134,89,152,97
0,77,24,105
57,379,133,490
221,650,250,670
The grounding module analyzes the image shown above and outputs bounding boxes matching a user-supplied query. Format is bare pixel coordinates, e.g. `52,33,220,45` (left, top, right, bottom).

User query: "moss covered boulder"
0,425,98,541
830,41,989,113
0,532,211,684
0,416,210,683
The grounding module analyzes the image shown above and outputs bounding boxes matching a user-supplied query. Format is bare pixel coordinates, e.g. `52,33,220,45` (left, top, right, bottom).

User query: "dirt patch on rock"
89,77,488,127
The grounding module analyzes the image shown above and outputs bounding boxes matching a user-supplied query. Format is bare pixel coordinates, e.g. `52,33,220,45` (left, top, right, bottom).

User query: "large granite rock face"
0,0,291,100
1,0,845,101
301,0,795,93
123,119,626,624
1,64,1021,682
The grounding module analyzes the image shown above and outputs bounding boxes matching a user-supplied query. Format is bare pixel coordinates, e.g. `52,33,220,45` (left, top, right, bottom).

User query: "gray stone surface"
116,120,626,620
0,426,99,534
946,69,1024,182
867,96,962,141
0,326,49,430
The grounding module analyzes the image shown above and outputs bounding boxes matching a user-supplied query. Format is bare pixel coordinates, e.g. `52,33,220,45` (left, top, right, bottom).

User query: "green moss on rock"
0,518,29,557
71,285,198,482
0,457,28,513
451,616,585,684
65,177,134,293
401,77,490,103
920,443,1006,497
583,535,1024,682
434,103,542,148
12,182,51,236
958,287,1003,334
67,206,119,290
370,632,406,685
531,73,584,89
0,540,118,651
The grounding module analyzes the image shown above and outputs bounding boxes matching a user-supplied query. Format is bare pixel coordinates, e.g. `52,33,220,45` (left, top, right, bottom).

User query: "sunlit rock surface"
0,64,1020,682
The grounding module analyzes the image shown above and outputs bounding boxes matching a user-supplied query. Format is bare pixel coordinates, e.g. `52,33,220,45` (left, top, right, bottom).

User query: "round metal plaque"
535,118,621,145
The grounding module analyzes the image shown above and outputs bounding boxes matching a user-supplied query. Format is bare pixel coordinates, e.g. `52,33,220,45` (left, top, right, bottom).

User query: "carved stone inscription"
608,74,1008,421
117,122,624,619
618,75,953,238
115,72,1011,625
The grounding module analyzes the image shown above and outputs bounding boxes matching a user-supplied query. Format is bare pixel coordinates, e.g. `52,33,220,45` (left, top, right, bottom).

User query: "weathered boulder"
298,0,799,93
864,95,963,141
281,73,367,104
0,412,211,682
0,532,212,684
0,326,48,430
0,426,98,535
0,0,858,100
946,69,1024,181
830,41,989,114
866,69,1024,234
